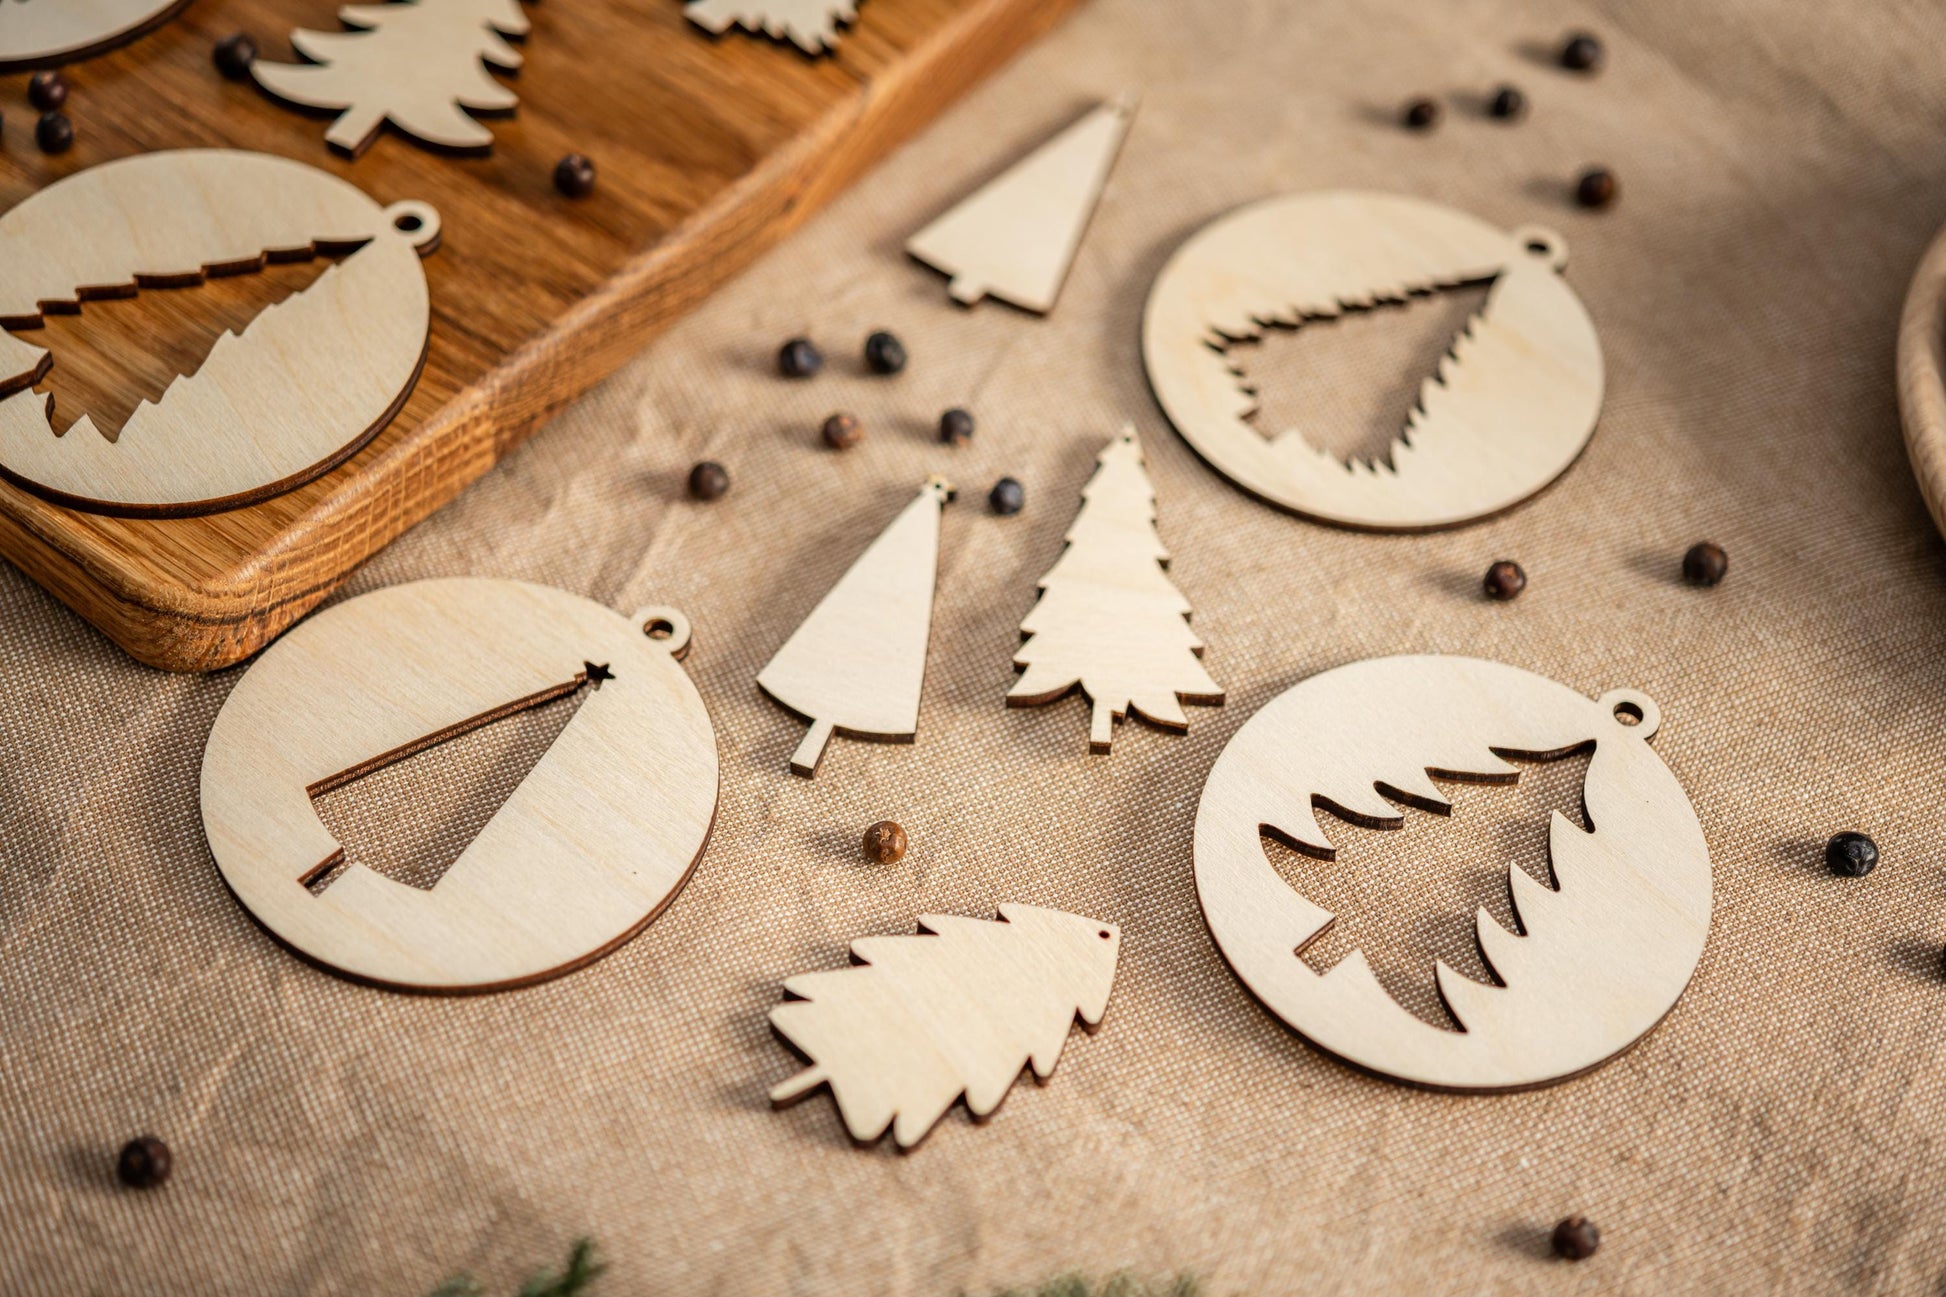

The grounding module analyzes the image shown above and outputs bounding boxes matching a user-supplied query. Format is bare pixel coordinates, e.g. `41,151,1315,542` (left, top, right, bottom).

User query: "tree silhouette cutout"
253,0,530,156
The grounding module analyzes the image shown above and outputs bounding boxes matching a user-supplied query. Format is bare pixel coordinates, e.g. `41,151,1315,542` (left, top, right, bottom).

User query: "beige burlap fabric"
6,0,1946,1291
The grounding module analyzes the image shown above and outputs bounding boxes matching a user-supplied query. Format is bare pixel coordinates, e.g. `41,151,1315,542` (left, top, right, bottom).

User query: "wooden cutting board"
0,0,1081,671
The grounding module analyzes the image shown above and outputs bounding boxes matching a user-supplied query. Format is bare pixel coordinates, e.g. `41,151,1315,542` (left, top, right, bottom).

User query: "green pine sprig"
430,1238,606,1297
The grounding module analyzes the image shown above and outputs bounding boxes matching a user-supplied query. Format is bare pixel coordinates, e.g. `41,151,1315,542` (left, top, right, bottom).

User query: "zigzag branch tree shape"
1210,273,1497,477
1193,655,1712,1091
1142,191,1604,530
0,150,437,515
684,0,861,55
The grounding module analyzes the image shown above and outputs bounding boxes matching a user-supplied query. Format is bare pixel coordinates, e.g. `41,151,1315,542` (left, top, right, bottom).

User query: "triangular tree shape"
769,903,1122,1149
253,0,530,157
758,478,950,777
1010,428,1223,752
906,96,1135,314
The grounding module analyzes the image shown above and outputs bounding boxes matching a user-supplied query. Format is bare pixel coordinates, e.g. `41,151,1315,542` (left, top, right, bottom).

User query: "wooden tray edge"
7,0,1082,672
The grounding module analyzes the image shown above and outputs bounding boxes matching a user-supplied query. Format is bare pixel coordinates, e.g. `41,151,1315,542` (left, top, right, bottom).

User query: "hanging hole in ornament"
1511,225,1569,272
382,201,442,255
632,605,693,661
1596,688,1660,739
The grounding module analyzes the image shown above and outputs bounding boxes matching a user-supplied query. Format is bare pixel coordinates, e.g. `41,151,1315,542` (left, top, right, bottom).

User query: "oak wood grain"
0,0,1081,671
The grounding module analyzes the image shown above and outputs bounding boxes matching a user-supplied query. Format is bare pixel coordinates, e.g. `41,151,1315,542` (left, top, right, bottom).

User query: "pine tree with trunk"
1009,428,1223,752
769,904,1121,1149
252,0,529,156
757,478,949,776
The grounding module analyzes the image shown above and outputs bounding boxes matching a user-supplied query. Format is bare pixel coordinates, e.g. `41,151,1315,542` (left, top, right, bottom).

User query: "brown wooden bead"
1575,167,1618,209
820,412,862,450
116,1136,171,1189
861,820,907,865
1559,32,1603,72
1402,98,1441,131
28,71,69,112
553,153,596,199
687,461,729,501
35,111,74,156
1482,560,1526,601
1681,541,1727,587
938,408,975,446
213,33,258,81
1551,1215,1600,1261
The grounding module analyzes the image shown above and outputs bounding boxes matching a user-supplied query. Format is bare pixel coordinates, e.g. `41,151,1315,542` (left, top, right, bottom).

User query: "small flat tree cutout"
252,0,530,157
684,0,860,56
769,904,1121,1150
1009,428,1223,752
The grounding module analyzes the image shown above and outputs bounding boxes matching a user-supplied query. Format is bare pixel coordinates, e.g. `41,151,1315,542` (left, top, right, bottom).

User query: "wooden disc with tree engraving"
0,149,439,517
0,0,192,71
200,578,718,993
1194,655,1710,1090
1142,191,1603,532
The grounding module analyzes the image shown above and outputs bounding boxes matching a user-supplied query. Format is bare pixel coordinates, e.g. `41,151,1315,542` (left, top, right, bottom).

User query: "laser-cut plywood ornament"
200,578,718,993
769,903,1121,1150
0,150,439,518
1142,191,1604,532
0,0,188,71
906,96,1134,314
1010,427,1222,752
253,0,530,156
758,478,950,777
684,0,859,55
1194,655,1711,1091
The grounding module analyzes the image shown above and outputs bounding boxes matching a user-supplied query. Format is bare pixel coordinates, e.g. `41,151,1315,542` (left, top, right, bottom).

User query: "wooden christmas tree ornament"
253,0,530,156
906,96,1135,315
758,478,950,777
199,578,718,993
0,150,439,517
1010,427,1222,751
1142,191,1604,531
1194,655,1711,1091
684,0,860,55
769,903,1121,1149
0,0,188,71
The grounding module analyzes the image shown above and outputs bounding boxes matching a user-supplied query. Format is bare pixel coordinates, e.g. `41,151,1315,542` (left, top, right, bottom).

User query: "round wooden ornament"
0,0,190,71
200,579,718,993
1142,191,1604,531
0,150,440,517
1194,655,1710,1090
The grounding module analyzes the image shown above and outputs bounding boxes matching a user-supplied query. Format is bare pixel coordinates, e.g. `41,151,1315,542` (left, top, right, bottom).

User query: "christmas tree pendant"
0,0,188,71
1009,427,1222,751
758,477,950,777
199,579,718,993
684,0,860,56
1143,191,1604,531
0,150,440,517
253,0,530,157
906,96,1135,315
1194,655,1711,1091
769,904,1121,1149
